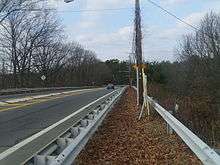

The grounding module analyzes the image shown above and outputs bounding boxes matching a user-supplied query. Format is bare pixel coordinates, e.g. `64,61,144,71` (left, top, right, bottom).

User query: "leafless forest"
148,12,220,146
0,0,115,88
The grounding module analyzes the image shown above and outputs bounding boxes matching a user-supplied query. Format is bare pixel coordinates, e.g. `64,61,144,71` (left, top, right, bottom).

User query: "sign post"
137,64,150,120
41,75,46,87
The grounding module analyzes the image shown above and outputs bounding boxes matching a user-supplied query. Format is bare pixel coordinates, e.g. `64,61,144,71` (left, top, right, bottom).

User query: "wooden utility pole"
134,0,143,105
128,54,132,86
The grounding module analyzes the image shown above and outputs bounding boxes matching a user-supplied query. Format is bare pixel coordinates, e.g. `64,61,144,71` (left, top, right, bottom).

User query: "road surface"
0,89,76,101
0,88,113,153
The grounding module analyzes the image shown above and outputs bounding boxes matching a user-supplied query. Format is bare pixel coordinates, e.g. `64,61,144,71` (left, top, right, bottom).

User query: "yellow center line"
0,89,100,112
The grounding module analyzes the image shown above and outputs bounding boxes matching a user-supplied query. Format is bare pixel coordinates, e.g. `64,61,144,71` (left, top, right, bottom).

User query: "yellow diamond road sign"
132,64,147,69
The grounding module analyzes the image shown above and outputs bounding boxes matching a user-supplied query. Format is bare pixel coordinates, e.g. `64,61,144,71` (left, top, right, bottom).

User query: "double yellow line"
0,90,95,112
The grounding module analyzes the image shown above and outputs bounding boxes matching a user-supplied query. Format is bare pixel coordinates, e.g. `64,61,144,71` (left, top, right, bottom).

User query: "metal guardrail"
0,88,124,165
146,95,220,165
50,88,125,165
215,149,220,155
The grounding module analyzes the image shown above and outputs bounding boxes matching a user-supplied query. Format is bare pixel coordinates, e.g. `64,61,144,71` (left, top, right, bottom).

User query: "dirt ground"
75,87,202,165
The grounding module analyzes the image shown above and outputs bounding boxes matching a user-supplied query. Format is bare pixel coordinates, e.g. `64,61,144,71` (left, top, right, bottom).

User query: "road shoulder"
75,87,202,164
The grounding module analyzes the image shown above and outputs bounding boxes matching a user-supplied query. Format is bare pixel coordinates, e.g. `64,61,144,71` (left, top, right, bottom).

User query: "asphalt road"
0,88,113,153
0,89,74,101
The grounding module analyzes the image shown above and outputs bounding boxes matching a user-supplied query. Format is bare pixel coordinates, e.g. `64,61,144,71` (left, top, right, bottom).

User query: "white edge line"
1,88,102,104
53,88,125,164
0,102,7,106
0,89,116,160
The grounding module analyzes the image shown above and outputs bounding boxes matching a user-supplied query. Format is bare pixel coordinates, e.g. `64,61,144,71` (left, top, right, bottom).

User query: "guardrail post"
35,155,56,165
66,138,74,145
174,103,179,118
80,119,89,127
93,108,100,115
71,127,80,138
57,138,67,153
100,104,106,110
215,149,220,155
34,155,46,165
167,111,174,135
175,104,179,113
87,114,94,120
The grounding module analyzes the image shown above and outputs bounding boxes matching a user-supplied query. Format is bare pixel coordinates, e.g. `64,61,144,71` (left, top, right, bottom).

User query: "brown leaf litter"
75,87,202,165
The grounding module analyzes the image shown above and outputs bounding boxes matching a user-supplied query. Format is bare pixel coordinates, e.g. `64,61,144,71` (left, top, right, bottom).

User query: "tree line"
147,12,220,146
0,0,130,88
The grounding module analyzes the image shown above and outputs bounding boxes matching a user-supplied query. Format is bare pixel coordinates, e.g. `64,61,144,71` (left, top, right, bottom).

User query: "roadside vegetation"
147,12,220,146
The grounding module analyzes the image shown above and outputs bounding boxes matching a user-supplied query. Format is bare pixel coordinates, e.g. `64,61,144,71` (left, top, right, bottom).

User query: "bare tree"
173,12,220,145
62,43,112,86
0,2,63,87
0,0,41,23
0,0,113,89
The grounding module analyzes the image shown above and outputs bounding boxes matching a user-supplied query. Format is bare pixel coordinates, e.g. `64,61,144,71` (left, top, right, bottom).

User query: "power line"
23,7,132,13
146,0,220,45
146,0,198,31
59,7,132,13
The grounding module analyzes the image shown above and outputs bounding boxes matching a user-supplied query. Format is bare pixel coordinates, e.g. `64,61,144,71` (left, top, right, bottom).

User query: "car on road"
107,83,115,90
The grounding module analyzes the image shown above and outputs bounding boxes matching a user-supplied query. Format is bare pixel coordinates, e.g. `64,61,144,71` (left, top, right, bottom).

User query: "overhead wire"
22,7,133,13
146,0,219,44
146,0,199,31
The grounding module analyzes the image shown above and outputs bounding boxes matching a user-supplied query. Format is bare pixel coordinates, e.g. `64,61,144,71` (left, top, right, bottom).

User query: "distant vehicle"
107,83,115,90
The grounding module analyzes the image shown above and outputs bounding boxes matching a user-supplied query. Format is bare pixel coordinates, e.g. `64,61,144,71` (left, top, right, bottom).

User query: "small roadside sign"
41,75,46,81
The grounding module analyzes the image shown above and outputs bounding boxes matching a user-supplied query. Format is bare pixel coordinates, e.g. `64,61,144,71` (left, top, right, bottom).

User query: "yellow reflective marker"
132,64,148,69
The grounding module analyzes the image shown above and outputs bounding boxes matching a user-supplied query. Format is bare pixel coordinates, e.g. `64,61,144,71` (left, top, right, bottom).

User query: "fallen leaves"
75,87,202,165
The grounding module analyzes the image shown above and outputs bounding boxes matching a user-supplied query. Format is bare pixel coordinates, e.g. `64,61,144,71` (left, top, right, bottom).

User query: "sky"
47,0,220,62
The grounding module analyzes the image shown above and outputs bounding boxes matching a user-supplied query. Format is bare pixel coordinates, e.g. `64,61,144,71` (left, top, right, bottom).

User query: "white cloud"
76,0,133,30
142,10,212,62
55,0,220,62
177,11,205,28
142,26,178,62
47,0,70,10
72,25,133,60
93,26,132,44
161,0,189,6
84,0,133,9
